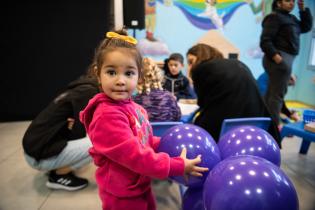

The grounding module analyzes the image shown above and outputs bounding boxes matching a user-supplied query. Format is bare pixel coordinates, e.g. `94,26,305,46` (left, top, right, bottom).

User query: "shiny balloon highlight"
203,155,299,210
218,126,281,166
157,124,221,187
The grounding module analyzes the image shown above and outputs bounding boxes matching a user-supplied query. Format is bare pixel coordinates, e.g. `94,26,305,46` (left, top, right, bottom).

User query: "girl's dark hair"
88,28,143,79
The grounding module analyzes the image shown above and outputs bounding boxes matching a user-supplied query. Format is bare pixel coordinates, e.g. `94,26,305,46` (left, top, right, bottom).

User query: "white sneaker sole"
46,181,88,191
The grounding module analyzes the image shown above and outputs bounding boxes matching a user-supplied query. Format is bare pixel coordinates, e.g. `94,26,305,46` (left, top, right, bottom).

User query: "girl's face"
98,50,139,101
278,0,295,12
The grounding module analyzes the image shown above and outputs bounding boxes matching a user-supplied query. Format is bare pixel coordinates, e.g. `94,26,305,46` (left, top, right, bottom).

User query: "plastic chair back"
150,121,183,137
219,117,271,138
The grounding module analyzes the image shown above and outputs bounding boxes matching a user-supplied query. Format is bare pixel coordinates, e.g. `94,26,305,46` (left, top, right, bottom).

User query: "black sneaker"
46,171,88,191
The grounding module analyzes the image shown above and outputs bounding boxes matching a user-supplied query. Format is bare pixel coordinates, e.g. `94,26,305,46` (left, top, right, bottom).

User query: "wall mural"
168,0,245,30
133,0,278,78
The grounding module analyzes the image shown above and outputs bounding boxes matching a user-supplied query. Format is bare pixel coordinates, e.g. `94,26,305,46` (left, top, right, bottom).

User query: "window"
308,30,315,70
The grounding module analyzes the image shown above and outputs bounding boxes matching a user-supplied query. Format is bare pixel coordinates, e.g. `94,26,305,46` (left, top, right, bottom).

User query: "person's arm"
281,103,292,118
298,1,313,33
288,74,297,86
177,77,197,99
139,105,161,150
89,111,184,179
71,85,99,138
151,136,161,151
260,14,281,61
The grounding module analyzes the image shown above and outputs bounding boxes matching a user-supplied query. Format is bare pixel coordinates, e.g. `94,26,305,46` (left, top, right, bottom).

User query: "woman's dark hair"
186,43,224,77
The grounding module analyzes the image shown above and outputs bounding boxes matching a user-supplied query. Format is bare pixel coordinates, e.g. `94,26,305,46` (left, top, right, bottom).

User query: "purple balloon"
157,124,221,187
218,126,281,166
182,187,205,210
203,155,299,210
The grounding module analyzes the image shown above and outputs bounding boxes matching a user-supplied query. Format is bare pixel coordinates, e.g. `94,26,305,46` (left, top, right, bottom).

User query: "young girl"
80,30,208,210
260,0,312,127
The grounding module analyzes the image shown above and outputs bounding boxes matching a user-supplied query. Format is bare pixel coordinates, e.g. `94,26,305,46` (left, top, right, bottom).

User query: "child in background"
133,57,181,122
260,0,312,127
163,53,196,100
80,29,208,210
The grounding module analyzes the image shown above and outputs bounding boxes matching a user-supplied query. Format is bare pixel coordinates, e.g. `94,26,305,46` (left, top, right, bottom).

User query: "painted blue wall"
134,0,314,106
286,0,315,106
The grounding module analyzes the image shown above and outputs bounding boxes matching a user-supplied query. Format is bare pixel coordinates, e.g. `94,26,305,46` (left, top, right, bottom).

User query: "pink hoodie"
80,93,184,198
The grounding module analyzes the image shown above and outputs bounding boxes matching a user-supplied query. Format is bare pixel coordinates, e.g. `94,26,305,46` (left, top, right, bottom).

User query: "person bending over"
23,72,99,191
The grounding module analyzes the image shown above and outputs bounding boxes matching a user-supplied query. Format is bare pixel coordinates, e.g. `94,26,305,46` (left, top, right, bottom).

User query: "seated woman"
187,43,281,146
133,57,181,122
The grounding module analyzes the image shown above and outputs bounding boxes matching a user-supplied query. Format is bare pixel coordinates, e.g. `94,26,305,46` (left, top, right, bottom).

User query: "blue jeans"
24,136,92,171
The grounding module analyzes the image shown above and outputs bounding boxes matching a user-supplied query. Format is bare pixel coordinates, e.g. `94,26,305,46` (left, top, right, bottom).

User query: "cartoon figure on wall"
138,0,171,56
198,0,224,31
168,0,247,30
247,0,273,22
145,0,158,42
138,0,250,57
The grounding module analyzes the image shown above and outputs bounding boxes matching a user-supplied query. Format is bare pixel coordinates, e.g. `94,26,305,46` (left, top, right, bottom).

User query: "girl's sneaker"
46,170,88,191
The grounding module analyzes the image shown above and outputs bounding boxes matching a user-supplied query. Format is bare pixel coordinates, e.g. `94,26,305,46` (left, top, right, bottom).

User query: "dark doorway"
1,1,112,121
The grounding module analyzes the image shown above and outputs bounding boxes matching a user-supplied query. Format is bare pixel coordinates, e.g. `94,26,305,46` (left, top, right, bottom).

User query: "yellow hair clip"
106,32,138,45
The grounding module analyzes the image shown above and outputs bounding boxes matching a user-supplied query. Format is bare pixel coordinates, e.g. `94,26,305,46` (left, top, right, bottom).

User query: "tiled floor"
0,121,314,210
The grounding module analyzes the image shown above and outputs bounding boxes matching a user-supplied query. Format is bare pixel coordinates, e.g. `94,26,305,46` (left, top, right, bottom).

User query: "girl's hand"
180,148,209,178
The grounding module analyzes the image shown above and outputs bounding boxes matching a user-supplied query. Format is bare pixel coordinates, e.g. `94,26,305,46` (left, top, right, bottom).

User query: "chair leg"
299,139,311,154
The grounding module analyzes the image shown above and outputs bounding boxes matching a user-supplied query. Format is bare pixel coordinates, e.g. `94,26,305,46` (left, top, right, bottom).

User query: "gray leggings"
263,50,295,125
24,136,92,171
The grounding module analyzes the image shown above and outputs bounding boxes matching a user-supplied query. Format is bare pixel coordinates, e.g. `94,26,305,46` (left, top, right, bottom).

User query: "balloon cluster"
157,124,221,187
157,124,298,210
